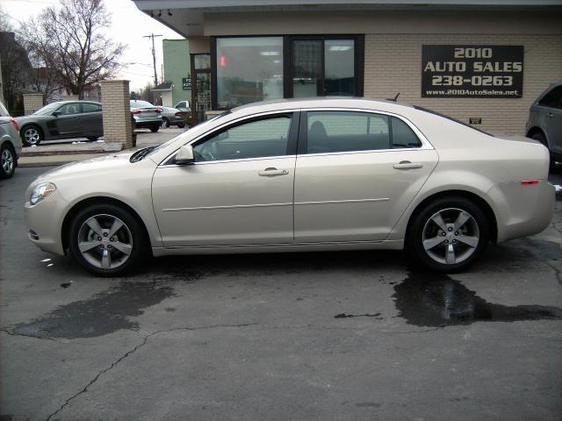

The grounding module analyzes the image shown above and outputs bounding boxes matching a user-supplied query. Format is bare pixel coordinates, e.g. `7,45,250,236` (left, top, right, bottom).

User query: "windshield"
130,100,154,108
33,102,61,116
414,106,494,137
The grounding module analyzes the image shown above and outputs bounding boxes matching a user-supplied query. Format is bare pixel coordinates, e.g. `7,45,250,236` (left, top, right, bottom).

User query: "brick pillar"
23,93,44,115
100,80,133,149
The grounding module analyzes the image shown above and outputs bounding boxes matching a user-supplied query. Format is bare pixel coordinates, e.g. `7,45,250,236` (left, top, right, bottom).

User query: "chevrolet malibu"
24,98,554,276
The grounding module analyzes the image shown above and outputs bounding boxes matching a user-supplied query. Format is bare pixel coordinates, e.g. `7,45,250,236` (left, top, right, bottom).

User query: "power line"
143,33,162,86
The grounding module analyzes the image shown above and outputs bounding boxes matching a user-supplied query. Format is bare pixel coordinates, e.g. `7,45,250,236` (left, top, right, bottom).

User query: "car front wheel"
407,197,490,272
68,204,148,276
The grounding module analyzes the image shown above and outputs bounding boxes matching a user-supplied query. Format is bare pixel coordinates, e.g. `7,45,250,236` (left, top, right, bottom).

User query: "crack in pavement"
44,322,258,421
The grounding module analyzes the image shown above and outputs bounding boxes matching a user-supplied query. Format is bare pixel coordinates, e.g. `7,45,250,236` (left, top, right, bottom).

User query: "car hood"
16,115,50,123
33,151,138,183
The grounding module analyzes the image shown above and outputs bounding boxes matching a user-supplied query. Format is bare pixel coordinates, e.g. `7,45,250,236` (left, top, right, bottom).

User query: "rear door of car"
79,103,103,137
293,109,438,242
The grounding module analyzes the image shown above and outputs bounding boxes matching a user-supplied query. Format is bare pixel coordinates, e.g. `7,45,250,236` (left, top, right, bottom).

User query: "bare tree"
21,0,124,99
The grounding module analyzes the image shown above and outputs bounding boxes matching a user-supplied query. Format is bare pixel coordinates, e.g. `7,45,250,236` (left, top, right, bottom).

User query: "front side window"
193,114,292,162
216,37,284,109
305,111,421,154
58,103,81,115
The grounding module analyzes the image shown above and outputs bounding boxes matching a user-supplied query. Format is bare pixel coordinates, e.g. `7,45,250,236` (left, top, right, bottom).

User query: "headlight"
30,182,56,205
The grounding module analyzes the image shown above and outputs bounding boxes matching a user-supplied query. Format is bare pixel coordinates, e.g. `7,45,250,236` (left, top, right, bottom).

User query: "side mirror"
175,144,195,165
52,111,61,117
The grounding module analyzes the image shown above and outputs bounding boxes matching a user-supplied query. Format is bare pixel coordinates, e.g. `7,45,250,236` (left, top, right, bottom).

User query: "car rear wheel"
69,204,148,276
22,125,43,146
407,197,490,272
150,124,160,133
0,144,16,179
177,122,185,129
162,117,170,128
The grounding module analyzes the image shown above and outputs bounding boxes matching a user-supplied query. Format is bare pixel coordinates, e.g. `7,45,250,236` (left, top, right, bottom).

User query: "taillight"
131,110,142,115
520,179,540,185
155,108,162,113
10,118,19,131
175,112,185,117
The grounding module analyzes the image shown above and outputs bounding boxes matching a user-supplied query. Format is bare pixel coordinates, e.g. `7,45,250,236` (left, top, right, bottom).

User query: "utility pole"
143,33,163,86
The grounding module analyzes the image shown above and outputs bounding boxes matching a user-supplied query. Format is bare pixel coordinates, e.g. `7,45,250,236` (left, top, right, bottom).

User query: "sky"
2,0,184,91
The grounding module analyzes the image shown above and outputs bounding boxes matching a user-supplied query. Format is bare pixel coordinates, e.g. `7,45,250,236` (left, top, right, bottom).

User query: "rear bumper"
493,180,555,243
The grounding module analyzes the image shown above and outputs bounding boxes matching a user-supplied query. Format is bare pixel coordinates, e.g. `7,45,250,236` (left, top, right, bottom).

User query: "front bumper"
24,195,67,256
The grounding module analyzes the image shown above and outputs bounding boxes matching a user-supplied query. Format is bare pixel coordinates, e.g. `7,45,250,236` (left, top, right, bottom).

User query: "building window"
216,37,284,109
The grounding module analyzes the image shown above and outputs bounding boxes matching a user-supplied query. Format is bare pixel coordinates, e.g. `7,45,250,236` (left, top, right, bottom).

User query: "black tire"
177,122,185,129
530,131,555,171
21,124,43,146
406,196,490,272
0,143,16,179
162,117,170,128
68,203,148,276
87,136,98,142
150,124,160,133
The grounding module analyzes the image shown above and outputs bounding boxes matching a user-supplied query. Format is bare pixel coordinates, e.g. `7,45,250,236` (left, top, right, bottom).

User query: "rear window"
414,106,494,137
130,100,154,108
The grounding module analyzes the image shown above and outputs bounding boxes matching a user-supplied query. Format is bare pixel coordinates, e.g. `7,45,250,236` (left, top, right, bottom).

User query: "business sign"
182,77,192,90
422,45,523,98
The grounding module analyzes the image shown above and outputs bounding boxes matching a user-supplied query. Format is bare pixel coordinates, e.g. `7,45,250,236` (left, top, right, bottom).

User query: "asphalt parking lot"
1,167,561,421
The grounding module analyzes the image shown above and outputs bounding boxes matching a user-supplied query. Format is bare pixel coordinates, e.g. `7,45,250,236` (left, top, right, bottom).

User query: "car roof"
230,97,415,117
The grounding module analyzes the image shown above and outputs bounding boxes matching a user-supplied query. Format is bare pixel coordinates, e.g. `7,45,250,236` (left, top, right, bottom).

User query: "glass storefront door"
191,53,212,124
291,38,356,97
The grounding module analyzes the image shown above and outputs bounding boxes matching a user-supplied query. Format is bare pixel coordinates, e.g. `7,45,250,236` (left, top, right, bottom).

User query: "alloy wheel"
421,208,480,265
24,127,41,145
1,148,14,174
77,214,133,270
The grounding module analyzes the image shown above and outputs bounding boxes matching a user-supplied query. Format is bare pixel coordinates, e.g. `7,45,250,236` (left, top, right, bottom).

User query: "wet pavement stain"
393,272,562,327
334,312,383,319
12,283,174,339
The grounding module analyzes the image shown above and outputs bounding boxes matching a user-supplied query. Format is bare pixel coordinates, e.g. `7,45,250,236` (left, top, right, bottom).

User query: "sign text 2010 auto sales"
422,45,524,98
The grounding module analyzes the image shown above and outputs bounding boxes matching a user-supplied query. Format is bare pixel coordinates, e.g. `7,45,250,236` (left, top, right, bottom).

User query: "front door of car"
52,102,82,137
151,112,298,247
294,110,438,242
538,85,562,157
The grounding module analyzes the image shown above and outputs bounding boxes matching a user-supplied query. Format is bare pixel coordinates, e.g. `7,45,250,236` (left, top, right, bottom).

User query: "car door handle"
547,112,554,118
258,167,289,177
393,161,423,170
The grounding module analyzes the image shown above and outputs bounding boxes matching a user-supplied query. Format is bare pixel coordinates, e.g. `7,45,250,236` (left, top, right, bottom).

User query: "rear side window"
82,103,102,113
538,86,562,109
305,111,421,154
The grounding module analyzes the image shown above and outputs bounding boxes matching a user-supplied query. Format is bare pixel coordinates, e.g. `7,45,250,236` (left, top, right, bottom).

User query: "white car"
24,98,554,276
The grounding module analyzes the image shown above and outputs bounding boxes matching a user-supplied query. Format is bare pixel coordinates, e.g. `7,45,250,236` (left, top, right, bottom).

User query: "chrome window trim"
158,107,434,167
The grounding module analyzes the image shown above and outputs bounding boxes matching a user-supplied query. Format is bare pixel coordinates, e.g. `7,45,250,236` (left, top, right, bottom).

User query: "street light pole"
143,33,163,86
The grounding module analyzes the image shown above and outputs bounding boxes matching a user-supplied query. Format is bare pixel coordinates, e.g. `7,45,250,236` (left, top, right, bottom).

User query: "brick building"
132,0,562,134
